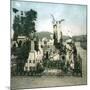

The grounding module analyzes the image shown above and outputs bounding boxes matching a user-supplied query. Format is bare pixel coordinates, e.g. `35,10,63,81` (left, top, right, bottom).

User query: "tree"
13,15,21,40
23,9,37,36
36,63,44,74
12,8,37,75
16,40,31,75
13,8,19,13
34,35,39,51
13,8,37,39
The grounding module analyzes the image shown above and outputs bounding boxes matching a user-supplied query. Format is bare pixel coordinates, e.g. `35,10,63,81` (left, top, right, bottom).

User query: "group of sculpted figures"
49,16,82,76
11,15,82,77
48,38,82,77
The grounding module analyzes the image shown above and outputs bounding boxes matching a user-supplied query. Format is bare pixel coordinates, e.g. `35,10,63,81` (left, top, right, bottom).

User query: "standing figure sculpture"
51,14,64,50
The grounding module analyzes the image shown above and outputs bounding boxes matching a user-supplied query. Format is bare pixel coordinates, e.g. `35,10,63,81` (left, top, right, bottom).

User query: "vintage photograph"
11,0,87,89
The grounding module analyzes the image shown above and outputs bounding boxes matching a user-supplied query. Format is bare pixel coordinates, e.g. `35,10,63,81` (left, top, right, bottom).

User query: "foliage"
12,8,37,74
24,9,37,36
80,41,87,50
34,35,39,51
14,40,31,74
13,9,37,40
36,63,44,73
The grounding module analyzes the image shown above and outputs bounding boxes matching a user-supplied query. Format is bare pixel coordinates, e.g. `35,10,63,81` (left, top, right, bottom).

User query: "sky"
11,0,87,37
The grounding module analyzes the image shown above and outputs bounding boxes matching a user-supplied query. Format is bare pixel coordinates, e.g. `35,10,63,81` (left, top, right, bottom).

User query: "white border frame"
0,0,89,90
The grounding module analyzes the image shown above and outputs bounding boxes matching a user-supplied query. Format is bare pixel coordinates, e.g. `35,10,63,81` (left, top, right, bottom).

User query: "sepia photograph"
11,0,87,89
